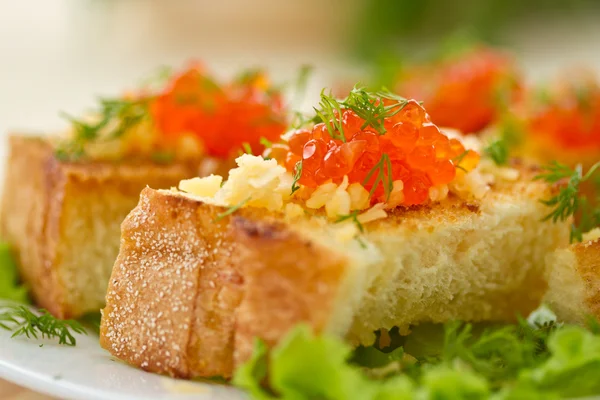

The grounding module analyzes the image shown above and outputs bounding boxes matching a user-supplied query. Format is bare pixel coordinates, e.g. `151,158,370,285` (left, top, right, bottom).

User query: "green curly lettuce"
235,308,600,400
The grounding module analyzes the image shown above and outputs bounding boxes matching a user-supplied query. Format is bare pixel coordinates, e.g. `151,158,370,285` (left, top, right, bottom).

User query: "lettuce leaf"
514,326,600,398
235,310,600,400
234,325,414,400
0,242,28,303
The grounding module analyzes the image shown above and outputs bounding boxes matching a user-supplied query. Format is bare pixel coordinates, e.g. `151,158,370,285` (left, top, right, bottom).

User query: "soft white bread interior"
545,230,600,324
100,164,569,379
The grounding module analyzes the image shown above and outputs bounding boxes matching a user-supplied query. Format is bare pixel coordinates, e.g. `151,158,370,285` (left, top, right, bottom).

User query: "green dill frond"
57,97,150,160
363,153,394,200
214,197,252,222
0,306,86,346
335,210,365,232
242,142,253,155
342,86,408,135
291,161,303,195
313,89,346,142
535,161,600,242
484,139,509,166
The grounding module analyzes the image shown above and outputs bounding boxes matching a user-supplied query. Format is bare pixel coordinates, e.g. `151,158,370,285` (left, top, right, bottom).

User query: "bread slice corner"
0,135,203,318
545,233,600,324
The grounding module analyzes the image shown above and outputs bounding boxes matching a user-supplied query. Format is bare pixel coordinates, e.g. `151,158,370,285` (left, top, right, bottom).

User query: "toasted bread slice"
100,165,569,379
544,232,600,324
0,135,215,318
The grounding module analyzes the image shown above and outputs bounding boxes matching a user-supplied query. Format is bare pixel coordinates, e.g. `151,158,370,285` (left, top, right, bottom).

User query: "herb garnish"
242,142,254,155
291,161,303,195
214,197,252,222
484,139,509,166
342,86,409,135
335,210,365,232
363,153,394,200
259,137,273,148
313,89,347,142
535,161,600,243
235,307,600,399
57,97,149,160
311,87,410,140
0,306,86,346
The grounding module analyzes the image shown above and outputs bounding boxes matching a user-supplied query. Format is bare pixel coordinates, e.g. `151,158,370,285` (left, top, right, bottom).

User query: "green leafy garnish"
313,89,347,142
291,161,303,195
259,137,273,148
235,308,600,400
335,210,365,233
57,97,149,160
342,86,409,135
363,153,394,200
0,305,86,346
214,197,252,222
484,139,510,166
0,243,28,304
309,87,410,142
242,142,254,155
535,161,600,242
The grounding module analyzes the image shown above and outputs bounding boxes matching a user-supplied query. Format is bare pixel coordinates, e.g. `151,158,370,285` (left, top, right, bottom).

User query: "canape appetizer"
100,87,568,379
0,64,286,319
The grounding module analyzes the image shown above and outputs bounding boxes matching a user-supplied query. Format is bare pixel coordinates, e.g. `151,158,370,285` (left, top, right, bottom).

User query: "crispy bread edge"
100,188,349,378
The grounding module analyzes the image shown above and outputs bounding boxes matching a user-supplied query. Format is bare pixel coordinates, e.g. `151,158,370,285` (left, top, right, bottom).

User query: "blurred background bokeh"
1,0,600,152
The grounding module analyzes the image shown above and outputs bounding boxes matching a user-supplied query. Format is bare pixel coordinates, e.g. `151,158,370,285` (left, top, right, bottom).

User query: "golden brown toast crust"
101,169,567,379
573,240,600,318
1,136,202,318
100,188,347,378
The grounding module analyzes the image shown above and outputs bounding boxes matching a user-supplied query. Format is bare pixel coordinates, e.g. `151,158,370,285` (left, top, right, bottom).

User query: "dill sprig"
310,87,410,142
535,161,600,243
484,139,509,166
291,161,303,195
214,197,252,221
335,210,365,232
57,97,149,160
363,153,394,200
342,86,409,135
0,305,86,346
313,89,347,142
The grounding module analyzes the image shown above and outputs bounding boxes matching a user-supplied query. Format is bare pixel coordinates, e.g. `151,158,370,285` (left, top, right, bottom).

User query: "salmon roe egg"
397,47,522,134
150,65,286,158
281,93,479,207
526,72,600,152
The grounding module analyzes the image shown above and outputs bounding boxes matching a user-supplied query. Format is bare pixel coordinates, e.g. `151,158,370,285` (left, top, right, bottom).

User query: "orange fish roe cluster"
150,64,286,158
270,89,479,206
527,73,600,152
397,47,522,134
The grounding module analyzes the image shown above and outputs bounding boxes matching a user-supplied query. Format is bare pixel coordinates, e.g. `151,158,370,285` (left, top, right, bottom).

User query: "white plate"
0,307,246,400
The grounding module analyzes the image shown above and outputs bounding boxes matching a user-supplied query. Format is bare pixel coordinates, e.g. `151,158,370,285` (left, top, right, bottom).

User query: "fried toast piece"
100,166,569,379
545,231,600,324
0,135,210,318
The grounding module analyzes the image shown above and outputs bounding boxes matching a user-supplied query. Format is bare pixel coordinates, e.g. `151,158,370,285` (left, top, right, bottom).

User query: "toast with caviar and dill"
100,89,570,379
0,65,286,319
100,163,568,379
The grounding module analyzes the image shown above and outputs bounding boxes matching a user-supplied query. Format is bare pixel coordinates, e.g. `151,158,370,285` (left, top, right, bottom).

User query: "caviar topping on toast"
56,64,286,162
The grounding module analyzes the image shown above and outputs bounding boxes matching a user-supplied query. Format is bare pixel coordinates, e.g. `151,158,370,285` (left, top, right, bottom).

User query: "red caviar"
527,72,600,152
397,47,522,134
279,96,479,206
150,64,286,158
